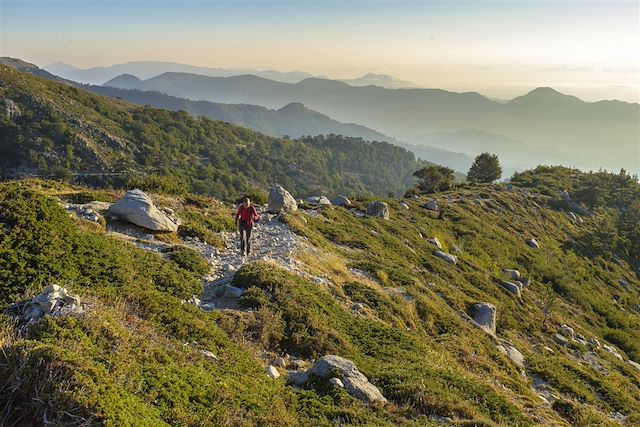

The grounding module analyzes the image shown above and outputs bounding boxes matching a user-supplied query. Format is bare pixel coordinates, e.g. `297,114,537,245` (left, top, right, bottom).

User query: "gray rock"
588,338,601,348
309,355,387,403
434,250,457,265
287,370,310,386
619,279,630,291
500,281,522,298
629,360,640,371
268,184,298,214
19,285,83,322
498,344,525,368
306,196,331,206
351,302,365,311
200,350,218,361
332,196,351,207
603,344,623,361
424,200,438,211
427,237,443,250
221,285,244,298
274,356,287,368
367,201,389,219
399,202,409,210
567,211,577,221
554,334,569,346
526,238,540,248
108,189,178,231
503,269,520,281
468,303,496,336
520,277,531,287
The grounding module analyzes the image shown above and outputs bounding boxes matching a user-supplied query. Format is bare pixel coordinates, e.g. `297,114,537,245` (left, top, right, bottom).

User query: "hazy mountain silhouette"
341,73,417,89
45,60,315,85
103,71,639,173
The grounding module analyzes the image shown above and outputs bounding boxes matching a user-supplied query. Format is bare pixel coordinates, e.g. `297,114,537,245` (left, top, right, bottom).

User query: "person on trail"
235,198,260,256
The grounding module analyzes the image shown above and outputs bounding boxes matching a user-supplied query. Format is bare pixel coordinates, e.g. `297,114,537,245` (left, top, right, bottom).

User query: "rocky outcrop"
307,355,387,404
268,184,298,214
434,250,457,265
367,201,389,219
332,196,351,207
2,97,21,121
469,303,496,336
11,285,83,322
108,189,178,231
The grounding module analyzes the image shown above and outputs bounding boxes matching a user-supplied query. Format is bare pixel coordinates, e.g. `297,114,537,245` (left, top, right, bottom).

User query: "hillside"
103,71,640,174
0,64,426,198
0,165,638,426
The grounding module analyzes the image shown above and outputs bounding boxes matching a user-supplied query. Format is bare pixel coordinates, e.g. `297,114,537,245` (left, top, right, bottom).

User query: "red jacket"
235,205,260,227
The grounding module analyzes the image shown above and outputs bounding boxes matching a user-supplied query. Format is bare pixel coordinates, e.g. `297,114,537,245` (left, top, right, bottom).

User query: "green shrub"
168,247,210,277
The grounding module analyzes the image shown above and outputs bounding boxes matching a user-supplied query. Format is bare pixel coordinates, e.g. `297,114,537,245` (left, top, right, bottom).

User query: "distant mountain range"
102,71,640,174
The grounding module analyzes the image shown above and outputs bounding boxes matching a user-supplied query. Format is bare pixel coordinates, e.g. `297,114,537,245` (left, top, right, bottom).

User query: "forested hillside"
0,65,425,198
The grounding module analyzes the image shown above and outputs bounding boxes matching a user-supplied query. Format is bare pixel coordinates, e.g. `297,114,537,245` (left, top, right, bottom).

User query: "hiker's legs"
245,226,253,254
239,227,246,254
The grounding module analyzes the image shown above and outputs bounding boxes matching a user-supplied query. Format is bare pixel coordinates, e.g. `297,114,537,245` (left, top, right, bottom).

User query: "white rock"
267,365,281,379
500,281,522,298
329,377,344,388
108,189,178,232
503,269,520,281
526,238,540,248
399,202,409,210
200,350,218,361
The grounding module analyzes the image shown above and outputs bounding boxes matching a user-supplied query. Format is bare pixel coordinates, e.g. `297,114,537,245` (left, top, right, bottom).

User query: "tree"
466,152,502,183
412,165,455,194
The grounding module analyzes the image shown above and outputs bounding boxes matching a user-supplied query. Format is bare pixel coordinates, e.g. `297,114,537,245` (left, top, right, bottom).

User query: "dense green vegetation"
0,65,425,199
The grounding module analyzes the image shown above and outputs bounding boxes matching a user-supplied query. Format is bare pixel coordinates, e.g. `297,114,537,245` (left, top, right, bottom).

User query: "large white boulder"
309,355,387,404
268,184,298,214
108,189,178,231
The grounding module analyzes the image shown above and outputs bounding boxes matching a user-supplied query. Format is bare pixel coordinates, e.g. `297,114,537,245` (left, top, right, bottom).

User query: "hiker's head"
243,198,251,207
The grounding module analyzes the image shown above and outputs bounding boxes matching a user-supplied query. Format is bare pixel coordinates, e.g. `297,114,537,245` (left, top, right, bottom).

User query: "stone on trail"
434,250,457,265
468,303,496,336
309,355,387,403
332,195,351,207
268,184,298,214
367,201,389,219
108,189,178,232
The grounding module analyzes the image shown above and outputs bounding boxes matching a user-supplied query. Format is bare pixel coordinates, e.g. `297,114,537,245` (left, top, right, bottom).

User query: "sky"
1,0,639,102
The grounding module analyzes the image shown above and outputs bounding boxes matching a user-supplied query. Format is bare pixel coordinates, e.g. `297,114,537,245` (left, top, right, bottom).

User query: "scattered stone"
351,302,365,311
500,281,522,298
503,269,521,281
526,238,540,248
424,200,438,211
588,338,601,349
306,196,332,206
267,365,281,379
287,370,310,386
559,324,575,338
520,277,531,287
367,201,389,219
427,237,443,250
428,415,453,424
200,350,219,361
274,357,287,368
332,196,351,207
434,250,457,265
399,202,409,210
603,344,624,361
554,334,569,346
13,285,83,323
268,184,298,214
497,344,525,368
307,355,387,403
329,377,344,388
468,303,496,336
108,189,179,232
542,346,554,353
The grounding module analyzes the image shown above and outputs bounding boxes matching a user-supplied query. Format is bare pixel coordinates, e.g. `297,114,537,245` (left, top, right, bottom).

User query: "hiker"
235,198,260,256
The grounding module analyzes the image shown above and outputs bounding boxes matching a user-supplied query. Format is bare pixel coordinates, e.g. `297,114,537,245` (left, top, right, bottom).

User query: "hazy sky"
1,0,639,102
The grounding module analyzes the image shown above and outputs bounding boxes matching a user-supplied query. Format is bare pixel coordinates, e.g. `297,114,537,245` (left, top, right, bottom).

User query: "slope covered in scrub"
1,167,638,426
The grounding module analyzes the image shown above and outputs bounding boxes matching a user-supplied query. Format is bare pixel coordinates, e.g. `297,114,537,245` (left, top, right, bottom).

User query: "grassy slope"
1,175,639,426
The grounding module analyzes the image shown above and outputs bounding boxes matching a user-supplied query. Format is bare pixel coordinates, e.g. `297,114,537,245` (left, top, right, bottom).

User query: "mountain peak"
103,73,143,88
